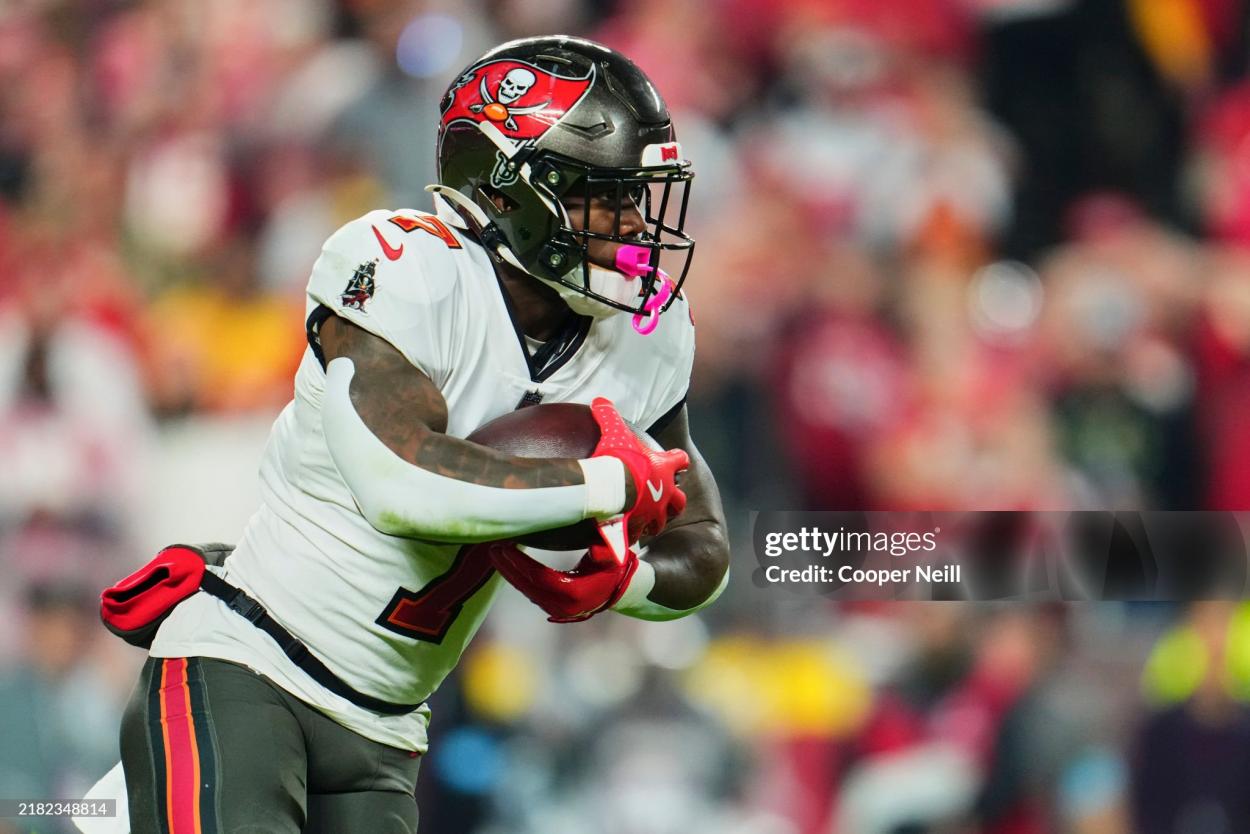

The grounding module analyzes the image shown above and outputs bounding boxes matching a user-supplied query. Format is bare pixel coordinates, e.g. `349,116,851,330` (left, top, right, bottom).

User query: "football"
466,402,646,550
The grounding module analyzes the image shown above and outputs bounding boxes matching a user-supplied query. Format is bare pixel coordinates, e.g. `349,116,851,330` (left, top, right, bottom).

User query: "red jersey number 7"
375,546,494,644
388,214,462,249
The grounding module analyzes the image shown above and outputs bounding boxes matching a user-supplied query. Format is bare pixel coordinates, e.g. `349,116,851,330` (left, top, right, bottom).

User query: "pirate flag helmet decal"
432,36,694,323
441,59,594,140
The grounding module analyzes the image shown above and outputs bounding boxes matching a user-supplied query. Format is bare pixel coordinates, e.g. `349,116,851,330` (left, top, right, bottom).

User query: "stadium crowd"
4,0,1250,832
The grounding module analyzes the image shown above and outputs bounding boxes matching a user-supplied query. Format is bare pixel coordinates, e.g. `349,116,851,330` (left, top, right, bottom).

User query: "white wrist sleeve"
611,551,730,621
577,456,627,519
322,357,625,542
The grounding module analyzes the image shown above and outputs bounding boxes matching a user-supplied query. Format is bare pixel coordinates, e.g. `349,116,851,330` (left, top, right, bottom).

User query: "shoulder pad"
307,209,472,386
316,209,468,305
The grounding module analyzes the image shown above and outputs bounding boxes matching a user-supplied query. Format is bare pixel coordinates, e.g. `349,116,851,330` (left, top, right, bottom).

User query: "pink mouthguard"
615,244,674,336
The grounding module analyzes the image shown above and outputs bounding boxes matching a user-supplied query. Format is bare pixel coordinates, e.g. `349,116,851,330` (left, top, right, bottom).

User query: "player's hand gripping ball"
588,397,688,540
485,540,640,622
466,400,688,622
465,400,687,549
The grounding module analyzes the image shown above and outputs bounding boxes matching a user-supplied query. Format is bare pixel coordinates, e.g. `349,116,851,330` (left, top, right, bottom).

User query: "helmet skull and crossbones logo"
441,59,593,142
469,67,549,131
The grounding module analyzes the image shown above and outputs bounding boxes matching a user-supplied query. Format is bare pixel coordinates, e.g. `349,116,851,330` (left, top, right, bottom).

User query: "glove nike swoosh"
647,480,664,501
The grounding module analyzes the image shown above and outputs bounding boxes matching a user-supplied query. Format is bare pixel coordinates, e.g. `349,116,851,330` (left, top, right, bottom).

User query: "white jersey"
150,204,695,751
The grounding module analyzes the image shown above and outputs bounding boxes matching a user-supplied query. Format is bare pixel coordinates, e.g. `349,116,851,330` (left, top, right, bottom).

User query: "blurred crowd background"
4,0,1250,832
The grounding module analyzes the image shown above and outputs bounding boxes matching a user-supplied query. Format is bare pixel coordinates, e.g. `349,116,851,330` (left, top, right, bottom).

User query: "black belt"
199,571,423,717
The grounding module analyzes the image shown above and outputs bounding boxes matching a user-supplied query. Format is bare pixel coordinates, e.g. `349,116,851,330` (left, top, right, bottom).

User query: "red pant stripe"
158,658,202,833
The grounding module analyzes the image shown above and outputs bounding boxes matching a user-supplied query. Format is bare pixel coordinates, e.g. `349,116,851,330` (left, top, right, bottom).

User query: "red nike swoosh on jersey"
372,225,404,260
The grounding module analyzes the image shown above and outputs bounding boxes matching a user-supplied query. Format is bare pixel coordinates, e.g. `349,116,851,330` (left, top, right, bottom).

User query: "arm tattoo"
320,315,585,490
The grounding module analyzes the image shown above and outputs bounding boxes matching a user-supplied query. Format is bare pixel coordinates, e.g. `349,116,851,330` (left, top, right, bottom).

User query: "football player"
113,35,729,834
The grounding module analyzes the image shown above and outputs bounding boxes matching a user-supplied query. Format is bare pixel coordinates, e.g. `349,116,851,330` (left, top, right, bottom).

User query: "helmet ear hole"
479,185,519,213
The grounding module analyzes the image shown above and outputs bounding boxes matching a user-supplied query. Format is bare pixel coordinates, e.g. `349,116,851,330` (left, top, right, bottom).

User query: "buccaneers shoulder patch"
341,259,378,311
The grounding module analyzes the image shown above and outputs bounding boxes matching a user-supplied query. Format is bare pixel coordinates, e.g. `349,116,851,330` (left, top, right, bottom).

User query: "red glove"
589,397,689,541
488,541,639,623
